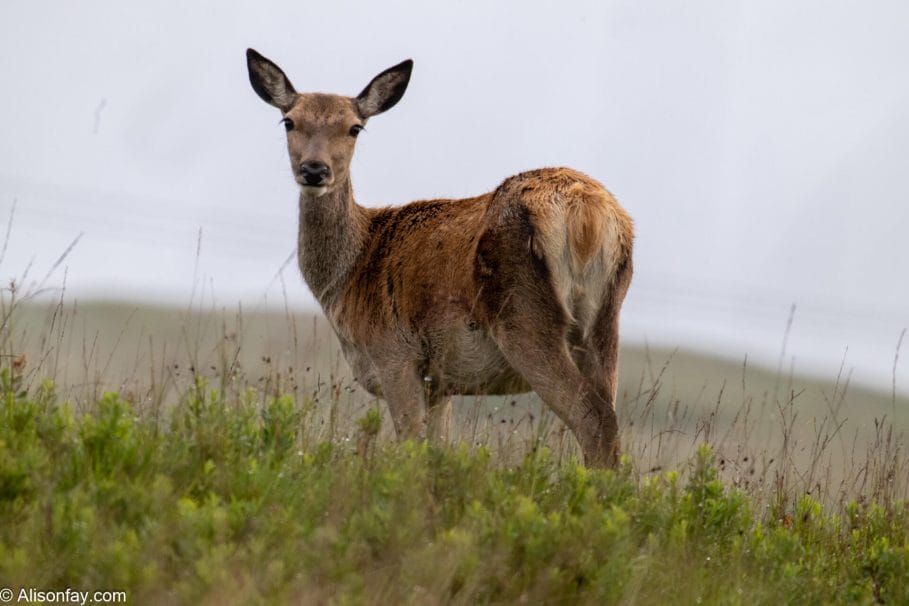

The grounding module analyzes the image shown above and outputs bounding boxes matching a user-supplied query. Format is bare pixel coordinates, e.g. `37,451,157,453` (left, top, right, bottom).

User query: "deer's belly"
433,326,531,395
337,323,531,398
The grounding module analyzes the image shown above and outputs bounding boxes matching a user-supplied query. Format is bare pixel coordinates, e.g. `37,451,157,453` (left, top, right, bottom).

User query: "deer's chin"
298,184,329,197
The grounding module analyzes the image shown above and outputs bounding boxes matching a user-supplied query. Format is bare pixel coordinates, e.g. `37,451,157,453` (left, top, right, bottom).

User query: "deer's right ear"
246,48,297,111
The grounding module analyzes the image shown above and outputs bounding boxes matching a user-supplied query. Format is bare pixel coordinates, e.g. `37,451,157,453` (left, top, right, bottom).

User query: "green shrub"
0,377,907,605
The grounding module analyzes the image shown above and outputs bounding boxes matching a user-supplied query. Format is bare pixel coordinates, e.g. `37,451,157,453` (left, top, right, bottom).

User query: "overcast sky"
1,0,908,392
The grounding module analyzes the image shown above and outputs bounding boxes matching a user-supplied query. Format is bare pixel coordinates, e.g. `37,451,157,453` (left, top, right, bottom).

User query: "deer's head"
247,49,412,198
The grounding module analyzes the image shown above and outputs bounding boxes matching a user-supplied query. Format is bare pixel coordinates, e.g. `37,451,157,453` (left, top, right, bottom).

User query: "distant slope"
6,300,907,501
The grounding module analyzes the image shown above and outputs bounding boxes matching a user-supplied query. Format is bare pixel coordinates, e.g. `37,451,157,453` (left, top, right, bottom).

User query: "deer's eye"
349,124,364,137
281,117,294,132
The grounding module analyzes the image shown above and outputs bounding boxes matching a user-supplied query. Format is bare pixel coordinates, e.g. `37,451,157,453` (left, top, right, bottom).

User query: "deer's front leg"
377,365,427,440
425,397,452,444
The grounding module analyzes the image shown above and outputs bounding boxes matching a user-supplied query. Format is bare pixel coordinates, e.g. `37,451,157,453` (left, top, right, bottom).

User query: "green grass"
2,292,908,603
1,369,907,605
7,300,909,508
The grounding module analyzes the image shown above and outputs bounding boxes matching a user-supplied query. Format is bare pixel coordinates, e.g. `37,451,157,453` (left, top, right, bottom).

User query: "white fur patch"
299,185,328,197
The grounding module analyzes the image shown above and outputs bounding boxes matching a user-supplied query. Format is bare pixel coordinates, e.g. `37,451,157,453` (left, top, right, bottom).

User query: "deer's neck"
297,179,370,307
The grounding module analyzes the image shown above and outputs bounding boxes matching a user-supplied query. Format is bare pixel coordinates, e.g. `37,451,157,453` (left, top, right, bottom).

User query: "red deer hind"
246,49,634,466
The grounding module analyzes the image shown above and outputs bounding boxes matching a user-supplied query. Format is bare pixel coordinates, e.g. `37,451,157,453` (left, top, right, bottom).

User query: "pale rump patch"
521,170,633,336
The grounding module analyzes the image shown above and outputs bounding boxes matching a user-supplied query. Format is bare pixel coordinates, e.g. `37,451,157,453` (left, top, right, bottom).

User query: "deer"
246,49,634,466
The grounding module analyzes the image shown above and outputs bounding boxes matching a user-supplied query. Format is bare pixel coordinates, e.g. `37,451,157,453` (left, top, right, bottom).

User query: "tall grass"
1,257,908,603
1,368,907,604
2,270,907,512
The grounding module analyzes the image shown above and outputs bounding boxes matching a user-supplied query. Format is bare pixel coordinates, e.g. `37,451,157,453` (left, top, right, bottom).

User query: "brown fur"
247,50,634,466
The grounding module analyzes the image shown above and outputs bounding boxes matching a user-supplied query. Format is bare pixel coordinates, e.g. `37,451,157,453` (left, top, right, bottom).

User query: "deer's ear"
247,48,297,111
356,59,413,118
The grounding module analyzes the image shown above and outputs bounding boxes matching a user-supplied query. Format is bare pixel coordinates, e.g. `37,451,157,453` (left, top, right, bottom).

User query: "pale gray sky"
1,0,908,391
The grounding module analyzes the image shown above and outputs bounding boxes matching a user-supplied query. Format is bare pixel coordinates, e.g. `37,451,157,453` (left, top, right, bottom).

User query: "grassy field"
1,296,908,603
7,299,907,504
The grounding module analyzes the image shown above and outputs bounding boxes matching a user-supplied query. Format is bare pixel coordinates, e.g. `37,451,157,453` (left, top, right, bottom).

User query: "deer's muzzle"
299,161,331,186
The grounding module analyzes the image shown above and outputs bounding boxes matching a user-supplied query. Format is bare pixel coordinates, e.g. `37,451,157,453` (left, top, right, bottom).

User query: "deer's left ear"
356,59,413,118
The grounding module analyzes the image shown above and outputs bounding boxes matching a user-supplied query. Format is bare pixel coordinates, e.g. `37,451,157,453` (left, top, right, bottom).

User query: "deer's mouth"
298,183,329,197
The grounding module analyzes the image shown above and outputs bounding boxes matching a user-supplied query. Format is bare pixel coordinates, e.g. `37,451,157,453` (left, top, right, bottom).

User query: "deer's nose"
299,161,331,185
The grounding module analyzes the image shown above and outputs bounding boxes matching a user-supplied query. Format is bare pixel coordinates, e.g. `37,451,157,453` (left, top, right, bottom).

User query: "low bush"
1,370,907,604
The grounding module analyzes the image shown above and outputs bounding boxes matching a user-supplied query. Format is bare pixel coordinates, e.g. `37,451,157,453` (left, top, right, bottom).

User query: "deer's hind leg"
489,312,619,467
475,214,619,466
572,256,634,436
